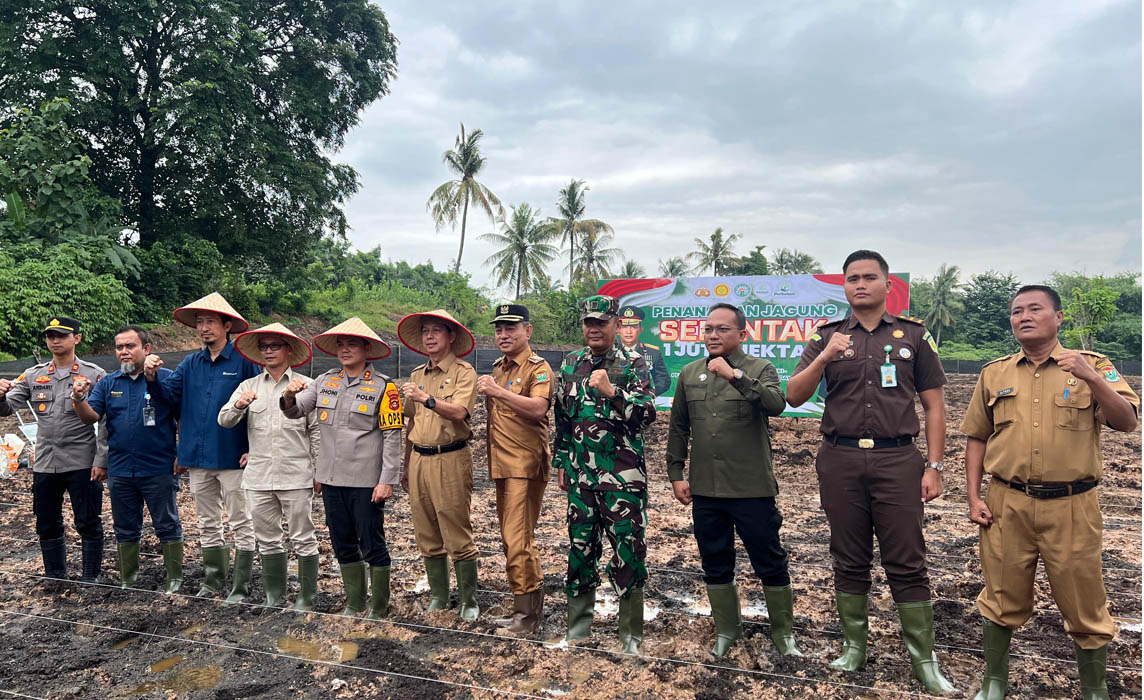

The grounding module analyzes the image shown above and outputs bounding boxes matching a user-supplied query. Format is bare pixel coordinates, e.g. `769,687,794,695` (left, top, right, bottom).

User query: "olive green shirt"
665,348,786,498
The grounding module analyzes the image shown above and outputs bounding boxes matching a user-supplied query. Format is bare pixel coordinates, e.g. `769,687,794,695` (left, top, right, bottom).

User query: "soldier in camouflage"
554,295,656,654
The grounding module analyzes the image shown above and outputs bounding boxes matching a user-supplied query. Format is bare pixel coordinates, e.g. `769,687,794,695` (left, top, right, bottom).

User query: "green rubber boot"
565,589,595,643
367,565,391,620
706,583,743,657
898,600,956,695
161,539,183,594
196,546,229,597
339,561,368,616
117,541,140,589
423,556,450,611
763,584,803,656
293,554,319,612
454,558,479,622
224,549,254,605
618,587,644,655
974,619,1012,700
260,552,288,607
1075,643,1110,700
830,591,868,671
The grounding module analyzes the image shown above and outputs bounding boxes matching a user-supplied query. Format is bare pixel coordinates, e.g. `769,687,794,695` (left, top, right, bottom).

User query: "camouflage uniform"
554,331,656,598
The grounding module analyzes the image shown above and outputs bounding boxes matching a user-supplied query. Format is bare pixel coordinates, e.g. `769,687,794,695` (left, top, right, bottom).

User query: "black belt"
824,435,914,449
992,476,1098,499
412,440,468,456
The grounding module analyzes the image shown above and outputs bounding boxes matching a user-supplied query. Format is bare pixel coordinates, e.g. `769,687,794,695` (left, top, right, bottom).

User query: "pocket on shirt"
987,389,1019,427
684,380,707,419
247,400,270,430
348,399,378,432
1053,390,1093,431
31,387,54,416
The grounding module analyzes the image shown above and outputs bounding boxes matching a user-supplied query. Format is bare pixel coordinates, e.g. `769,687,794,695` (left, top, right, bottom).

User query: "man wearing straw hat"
281,317,403,619
144,292,260,603
219,323,320,610
397,309,481,621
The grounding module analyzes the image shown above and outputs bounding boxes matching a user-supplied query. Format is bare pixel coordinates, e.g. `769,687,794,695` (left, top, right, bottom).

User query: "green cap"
580,295,619,321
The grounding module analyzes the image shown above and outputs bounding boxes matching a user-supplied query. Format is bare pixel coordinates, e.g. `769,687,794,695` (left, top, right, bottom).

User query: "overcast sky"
338,0,1141,296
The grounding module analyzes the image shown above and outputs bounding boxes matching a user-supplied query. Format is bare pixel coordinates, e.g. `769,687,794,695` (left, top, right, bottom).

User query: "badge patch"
699,373,707,381
1067,377,1078,386
809,333,821,342
534,371,549,383
325,381,339,388
34,376,51,384
892,329,905,339
377,381,403,430
319,410,329,422
1103,368,1120,382
15,374,24,383
37,403,47,412
35,392,47,400
843,348,856,359
898,347,912,359
922,330,938,352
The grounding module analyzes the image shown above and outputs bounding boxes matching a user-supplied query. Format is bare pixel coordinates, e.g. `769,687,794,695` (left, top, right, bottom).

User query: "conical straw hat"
234,323,312,368
396,309,475,357
313,317,392,360
173,292,250,333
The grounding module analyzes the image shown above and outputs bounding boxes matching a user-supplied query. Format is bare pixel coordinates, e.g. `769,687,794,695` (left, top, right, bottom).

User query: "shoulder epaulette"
642,342,660,350
898,315,926,326
982,354,1015,368
492,356,505,367
1077,349,1106,358
818,318,845,329
455,358,474,369
527,354,543,364
412,362,428,372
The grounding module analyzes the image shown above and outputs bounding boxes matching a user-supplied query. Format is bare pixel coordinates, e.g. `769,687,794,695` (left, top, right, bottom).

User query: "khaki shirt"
487,346,552,480
282,363,402,488
219,368,320,491
405,353,477,447
960,344,1139,484
0,358,108,472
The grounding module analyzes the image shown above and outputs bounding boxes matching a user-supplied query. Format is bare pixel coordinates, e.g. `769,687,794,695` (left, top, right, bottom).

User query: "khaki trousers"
495,477,546,594
246,488,318,557
409,449,478,560
977,484,1114,649
188,468,254,551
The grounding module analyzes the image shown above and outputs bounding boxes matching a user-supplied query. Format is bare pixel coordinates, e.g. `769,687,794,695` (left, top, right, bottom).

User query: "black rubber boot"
80,537,103,584
40,537,67,584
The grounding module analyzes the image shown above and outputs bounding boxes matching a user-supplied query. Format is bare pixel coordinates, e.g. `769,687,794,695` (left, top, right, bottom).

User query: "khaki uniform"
961,344,1139,648
405,354,479,560
488,346,552,595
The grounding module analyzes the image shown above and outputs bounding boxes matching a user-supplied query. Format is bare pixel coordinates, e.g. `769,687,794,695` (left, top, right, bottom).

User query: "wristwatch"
424,396,437,410
731,368,744,380
925,461,945,472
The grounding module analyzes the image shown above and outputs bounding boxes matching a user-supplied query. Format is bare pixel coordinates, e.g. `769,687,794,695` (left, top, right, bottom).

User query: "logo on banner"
714,284,730,297
695,288,711,297
734,283,751,298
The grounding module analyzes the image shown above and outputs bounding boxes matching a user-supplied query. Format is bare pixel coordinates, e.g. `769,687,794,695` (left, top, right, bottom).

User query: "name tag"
110,391,123,397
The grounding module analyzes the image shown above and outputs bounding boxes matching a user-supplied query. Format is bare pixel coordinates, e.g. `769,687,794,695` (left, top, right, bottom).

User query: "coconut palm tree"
658,256,690,277
572,231,622,284
618,259,646,278
770,248,824,275
480,203,557,299
689,227,741,275
547,179,613,287
426,123,505,273
925,264,962,347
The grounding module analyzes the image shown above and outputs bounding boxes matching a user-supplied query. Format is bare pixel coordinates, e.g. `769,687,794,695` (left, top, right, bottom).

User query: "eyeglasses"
257,343,286,352
703,325,737,336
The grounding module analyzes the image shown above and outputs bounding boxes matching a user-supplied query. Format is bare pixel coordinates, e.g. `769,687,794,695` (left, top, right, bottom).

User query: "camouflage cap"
580,295,619,321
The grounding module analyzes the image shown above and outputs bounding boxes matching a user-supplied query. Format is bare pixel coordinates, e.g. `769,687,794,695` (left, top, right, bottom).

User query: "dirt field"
0,374,1138,699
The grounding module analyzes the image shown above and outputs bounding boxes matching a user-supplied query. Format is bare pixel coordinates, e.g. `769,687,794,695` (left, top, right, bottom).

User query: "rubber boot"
763,584,803,656
830,591,868,671
80,537,103,584
617,587,644,654
1075,643,1110,700
196,546,229,597
565,589,595,643
454,558,479,622
40,536,67,584
339,561,368,616
897,600,956,695
117,541,140,589
973,619,1012,700
504,589,544,636
706,583,743,657
260,552,288,607
367,565,390,620
161,539,183,594
224,549,254,604
423,556,450,611
293,554,318,612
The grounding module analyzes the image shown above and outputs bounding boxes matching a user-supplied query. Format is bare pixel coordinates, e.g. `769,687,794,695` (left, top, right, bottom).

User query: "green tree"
618,259,646,278
548,179,612,287
1062,277,1119,351
724,245,769,275
427,123,505,274
770,248,824,275
0,0,398,265
658,256,690,277
480,203,557,299
924,264,962,347
572,231,621,284
688,227,741,275
959,271,1021,348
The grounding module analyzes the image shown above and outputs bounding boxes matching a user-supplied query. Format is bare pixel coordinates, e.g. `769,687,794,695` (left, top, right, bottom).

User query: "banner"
597,274,911,416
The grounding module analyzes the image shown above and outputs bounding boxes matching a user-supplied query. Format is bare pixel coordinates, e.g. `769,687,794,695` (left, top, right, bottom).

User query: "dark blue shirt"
149,342,259,470
87,368,179,478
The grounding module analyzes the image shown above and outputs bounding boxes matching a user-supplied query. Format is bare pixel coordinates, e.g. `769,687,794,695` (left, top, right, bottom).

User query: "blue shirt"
87,368,179,478
149,342,260,470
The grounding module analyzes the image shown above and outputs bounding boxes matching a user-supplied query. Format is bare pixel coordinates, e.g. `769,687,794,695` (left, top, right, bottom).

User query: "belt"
412,440,468,456
992,476,1098,499
824,435,914,449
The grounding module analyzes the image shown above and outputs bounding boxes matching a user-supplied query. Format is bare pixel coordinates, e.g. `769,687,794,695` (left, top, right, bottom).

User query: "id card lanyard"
880,345,898,388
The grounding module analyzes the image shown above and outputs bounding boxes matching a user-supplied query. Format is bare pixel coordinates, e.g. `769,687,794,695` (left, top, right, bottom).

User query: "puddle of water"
112,636,138,650
149,656,184,673
742,603,769,619
180,624,205,635
408,575,430,593
128,665,221,695
277,637,359,662
1120,622,1142,634
334,642,359,662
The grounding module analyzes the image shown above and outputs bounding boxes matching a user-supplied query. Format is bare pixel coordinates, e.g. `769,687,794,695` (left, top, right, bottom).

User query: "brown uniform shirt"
960,344,1139,484
487,346,553,480
795,312,946,438
405,353,477,447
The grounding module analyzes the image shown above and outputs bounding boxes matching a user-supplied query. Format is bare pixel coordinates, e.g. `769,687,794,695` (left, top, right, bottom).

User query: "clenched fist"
476,375,503,398
283,377,308,400
706,356,735,381
235,390,258,409
588,369,616,399
824,332,852,359
0,378,11,399
401,382,429,405
144,354,163,380
1056,350,1099,383
71,375,92,401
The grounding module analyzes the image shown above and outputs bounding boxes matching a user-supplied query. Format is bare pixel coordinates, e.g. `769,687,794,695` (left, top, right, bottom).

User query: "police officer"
281,317,403,618
961,285,1138,700
787,250,954,694
397,310,481,621
554,295,656,654
0,316,107,585
666,302,801,658
476,303,553,635
618,305,670,396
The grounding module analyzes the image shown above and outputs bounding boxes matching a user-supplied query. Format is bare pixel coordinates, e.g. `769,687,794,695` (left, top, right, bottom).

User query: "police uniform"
487,304,553,634
555,295,656,653
618,305,670,396
0,317,107,583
